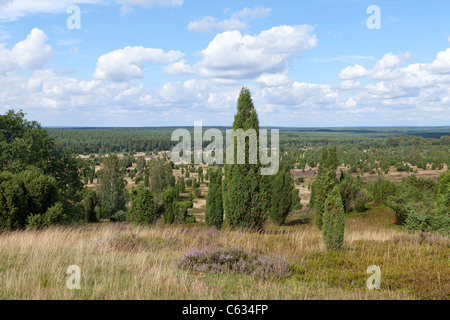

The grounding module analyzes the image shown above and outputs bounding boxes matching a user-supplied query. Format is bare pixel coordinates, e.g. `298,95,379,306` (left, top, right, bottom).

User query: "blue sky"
0,0,449,127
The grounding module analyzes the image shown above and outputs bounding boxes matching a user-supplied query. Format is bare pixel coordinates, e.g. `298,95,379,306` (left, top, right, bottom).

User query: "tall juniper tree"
323,185,345,251
223,87,272,230
270,161,296,226
205,168,224,229
310,146,338,229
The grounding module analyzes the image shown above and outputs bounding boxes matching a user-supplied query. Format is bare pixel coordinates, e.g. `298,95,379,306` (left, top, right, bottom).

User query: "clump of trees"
0,110,84,230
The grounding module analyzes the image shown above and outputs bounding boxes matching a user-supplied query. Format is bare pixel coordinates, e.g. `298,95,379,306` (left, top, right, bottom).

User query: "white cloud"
0,28,53,74
93,46,184,81
235,6,271,19
338,64,370,80
187,16,246,33
196,25,317,79
339,80,361,90
162,59,194,75
426,48,450,74
12,28,53,69
255,73,293,87
187,5,270,33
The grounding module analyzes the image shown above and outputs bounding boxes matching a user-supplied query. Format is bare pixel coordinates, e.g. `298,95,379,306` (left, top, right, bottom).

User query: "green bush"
127,186,157,225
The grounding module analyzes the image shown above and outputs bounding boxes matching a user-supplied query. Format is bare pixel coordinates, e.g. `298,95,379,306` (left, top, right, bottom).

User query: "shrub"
27,202,65,229
372,178,396,205
127,186,157,225
111,210,127,222
177,247,292,280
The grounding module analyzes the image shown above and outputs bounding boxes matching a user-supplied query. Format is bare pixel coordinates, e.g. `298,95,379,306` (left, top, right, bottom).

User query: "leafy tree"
205,169,223,229
270,162,295,226
0,110,83,212
310,147,338,230
149,158,175,195
198,167,204,183
323,186,345,251
98,155,127,219
223,87,272,230
128,186,157,225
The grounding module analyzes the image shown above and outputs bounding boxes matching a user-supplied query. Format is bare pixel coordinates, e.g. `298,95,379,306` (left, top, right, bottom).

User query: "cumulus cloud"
162,59,194,75
12,28,53,69
0,28,53,74
93,46,184,81
338,64,370,80
426,48,450,74
187,5,270,33
196,25,317,79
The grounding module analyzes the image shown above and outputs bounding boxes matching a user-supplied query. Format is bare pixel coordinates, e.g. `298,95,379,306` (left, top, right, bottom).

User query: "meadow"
0,205,448,300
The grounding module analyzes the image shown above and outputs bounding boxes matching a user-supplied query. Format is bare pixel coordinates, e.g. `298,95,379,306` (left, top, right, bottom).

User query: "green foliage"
270,162,295,226
111,210,127,222
98,155,127,219
223,87,272,230
310,147,338,230
162,187,178,224
128,186,157,225
322,186,345,251
339,171,365,213
83,188,98,223
205,169,223,230
26,202,65,229
149,158,175,195
371,178,397,205
0,110,83,227
0,167,60,230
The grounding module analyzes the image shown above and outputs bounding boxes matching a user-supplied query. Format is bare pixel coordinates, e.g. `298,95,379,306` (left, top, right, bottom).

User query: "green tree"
149,158,175,195
223,87,272,230
205,169,223,230
83,188,98,223
323,186,345,251
162,187,178,224
98,155,127,219
270,162,295,226
310,147,338,229
128,186,157,225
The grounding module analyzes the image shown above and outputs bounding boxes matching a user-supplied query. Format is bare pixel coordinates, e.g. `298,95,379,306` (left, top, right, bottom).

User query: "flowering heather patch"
177,246,292,280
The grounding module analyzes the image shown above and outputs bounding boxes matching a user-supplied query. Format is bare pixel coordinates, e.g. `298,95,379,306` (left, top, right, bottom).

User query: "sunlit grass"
0,207,447,300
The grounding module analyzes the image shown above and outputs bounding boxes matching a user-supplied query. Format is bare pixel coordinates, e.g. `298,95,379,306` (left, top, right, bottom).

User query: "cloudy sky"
0,0,449,127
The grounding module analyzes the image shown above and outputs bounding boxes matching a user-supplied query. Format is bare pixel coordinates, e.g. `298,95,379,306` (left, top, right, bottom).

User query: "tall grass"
0,207,447,299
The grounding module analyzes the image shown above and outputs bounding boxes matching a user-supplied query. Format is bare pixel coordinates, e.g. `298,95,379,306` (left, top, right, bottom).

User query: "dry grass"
0,206,448,300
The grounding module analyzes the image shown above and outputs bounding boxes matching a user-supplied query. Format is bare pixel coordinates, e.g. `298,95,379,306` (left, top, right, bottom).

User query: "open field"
0,206,448,300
